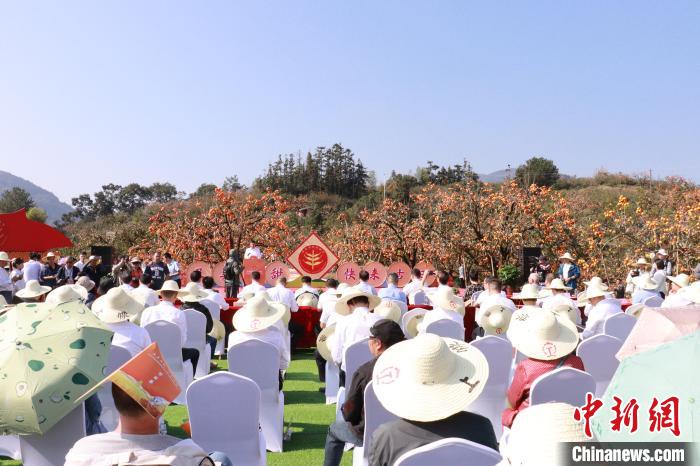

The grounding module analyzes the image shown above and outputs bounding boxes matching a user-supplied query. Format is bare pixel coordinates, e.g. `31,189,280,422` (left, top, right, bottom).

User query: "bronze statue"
223,249,242,298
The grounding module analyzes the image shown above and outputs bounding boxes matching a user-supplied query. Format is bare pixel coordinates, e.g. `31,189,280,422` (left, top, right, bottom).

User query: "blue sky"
1,1,698,202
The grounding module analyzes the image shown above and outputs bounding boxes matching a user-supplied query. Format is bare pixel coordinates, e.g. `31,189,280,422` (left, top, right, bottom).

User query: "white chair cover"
19,404,85,466
470,336,513,438
186,372,266,466
325,360,340,404
642,295,664,308
424,319,464,340
529,367,595,407
394,438,502,466
228,339,284,452
353,381,398,466
409,289,428,305
576,334,623,397
336,338,373,422
0,435,20,460
144,320,193,404
184,310,211,379
97,344,132,431
603,312,637,341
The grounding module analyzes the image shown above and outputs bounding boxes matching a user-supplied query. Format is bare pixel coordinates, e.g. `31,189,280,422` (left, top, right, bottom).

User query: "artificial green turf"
1,349,350,466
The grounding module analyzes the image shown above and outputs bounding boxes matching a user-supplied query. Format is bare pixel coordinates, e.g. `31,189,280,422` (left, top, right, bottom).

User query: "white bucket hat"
478,304,513,336
92,287,145,324
334,288,381,316
15,280,51,299
635,257,649,266
558,252,575,261
178,282,209,303
402,308,428,338
545,278,571,291
507,307,579,360
45,284,88,306
374,300,402,323
518,284,540,301
633,274,658,291
372,334,489,422
232,295,286,332
76,276,95,292
427,288,465,316
316,324,336,361
157,280,181,295
668,274,690,289
0,251,9,262
505,402,589,466
583,276,608,290
624,303,646,318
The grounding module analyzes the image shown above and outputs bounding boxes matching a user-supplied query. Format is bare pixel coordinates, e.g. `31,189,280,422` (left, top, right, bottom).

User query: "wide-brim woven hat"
507,307,579,360
633,274,658,291
258,291,292,325
478,304,513,336
0,251,9,262
552,304,579,326
157,280,181,295
178,282,209,303
15,280,51,299
518,284,540,301
334,287,381,316
505,402,589,466
624,303,646,318
374,300,402,323
402,308,428,338
45,285,88,306
372,334,489,422
636,257,649,266
232,295,286,332
559,252,575,261
545,278,571,291
583,276,609,290
582,283,608,301
427,288,465,316
297,292,319,308
76,276,95,292
316,324,336,361
209,320,226,340
92,287,145,324
668,274,690,289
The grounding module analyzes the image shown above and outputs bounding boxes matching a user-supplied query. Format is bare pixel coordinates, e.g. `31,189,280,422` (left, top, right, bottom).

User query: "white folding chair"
353,381,398,466
529,367,595,407
228,339,284,452
425,319,464,340
187,372,266,466
144,320,193,405
394,438,502,466
470,336,513,439
184,310,211,379
336,338,373,421
19,404,86,466
409,289,428,305
576,334,623,397
97,344,132,431
0,435,20,460
325,360,340,404
642,295,664,308
603,312,637,341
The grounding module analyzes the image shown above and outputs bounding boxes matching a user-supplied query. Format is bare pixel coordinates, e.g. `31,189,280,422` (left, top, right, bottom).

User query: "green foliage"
190,183,217,198
25,207,48,223
221,175,244,192
515,157,560,187
497,264,520,286
415,159,479,185
0,187,35,213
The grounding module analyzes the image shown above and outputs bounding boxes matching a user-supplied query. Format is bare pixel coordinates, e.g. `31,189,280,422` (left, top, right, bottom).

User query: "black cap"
369,319,405,348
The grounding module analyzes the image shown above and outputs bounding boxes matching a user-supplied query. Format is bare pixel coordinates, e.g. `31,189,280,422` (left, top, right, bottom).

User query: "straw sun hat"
374,299,402,323
316,324,336,361
232,295,286,333
402,308,428,338
372,334,489,422
558,252,575,261
45,284,88,306
478,304,513,336
92,287,145,324
427,288,465,316
507,306,579,360
545,278,571,291
178,282,209,303
0,251,9,262
633,274,659,291
297,292,319,308
15,280,51,299
624,303,646,318
334,288,381,316
157,280,181,295
76,276,95,292
583,276,608,290
577,283,608,305
518,284,540,301
668,274,690,289
635,257,649,266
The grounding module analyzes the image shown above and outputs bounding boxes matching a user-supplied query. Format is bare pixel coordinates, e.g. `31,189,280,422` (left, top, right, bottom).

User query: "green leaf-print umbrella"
0,301,113,435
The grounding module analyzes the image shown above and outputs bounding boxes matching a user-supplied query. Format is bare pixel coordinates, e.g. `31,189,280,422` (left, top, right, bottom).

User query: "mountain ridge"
0,170,73,224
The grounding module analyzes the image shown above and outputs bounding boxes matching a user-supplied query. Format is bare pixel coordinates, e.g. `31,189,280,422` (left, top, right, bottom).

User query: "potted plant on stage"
497,264,519,296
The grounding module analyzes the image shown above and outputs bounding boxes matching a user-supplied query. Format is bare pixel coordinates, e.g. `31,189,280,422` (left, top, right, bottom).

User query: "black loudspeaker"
521,247,542,281
91,246,113,267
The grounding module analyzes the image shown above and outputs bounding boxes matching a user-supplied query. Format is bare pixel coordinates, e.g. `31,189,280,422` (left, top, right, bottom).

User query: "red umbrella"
0,209,72,252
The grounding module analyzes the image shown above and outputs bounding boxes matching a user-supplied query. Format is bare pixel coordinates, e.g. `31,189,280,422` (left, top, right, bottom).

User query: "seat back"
470,336,513,438
343,338,373,390
576,334,623,397
228,338,280,392
425,318,464,340
642,295,663,308
409,289,428,305
362,381,398,458
184,309,207,349
98,345,133,430
145,320,185,369
187,372,263,462
603,313,637,341
394,437,502,466
529,367,595,407
19,404,86,466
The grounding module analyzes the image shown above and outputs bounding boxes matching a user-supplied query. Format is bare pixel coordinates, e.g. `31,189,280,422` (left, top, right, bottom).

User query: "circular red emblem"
299,245,328,274
542,342,557,357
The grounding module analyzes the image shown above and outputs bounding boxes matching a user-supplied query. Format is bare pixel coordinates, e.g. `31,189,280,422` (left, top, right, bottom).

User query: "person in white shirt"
661,274,693,308
93,287,151,356
130,274,160,310
355,270,377,296
188,270,203,289
294,275,320,299
331,288,382,368
163,252,181,286
0,251,14,303
651,259,668,295
140,280,199,373
240,270,266,296
625,257,650,294
201,276,229,312
10,257,26,295
541,279,577,317
581,285,622,339
74,251,88,272
267,277,299,313
420,287,465,334
228,295,289,389
631,274,661,304
23,252,42,283
243,241,263,260
318,279,342,328
402,268,425,298
117,270,135,292
477,277,516,312
435,270,453,292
